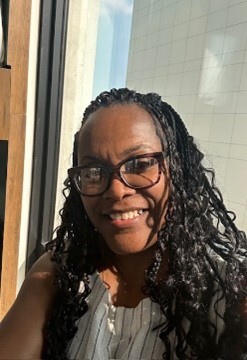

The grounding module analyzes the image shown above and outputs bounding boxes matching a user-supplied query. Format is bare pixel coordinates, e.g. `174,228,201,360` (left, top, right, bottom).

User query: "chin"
106,238,157,256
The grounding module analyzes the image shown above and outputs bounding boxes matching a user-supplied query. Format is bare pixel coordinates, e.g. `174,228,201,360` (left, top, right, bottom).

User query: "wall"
16,0,40,291
54,0,100,228
126,0,247,232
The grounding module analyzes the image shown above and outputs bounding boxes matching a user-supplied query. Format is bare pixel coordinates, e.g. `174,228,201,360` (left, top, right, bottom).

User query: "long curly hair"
43,88,247,359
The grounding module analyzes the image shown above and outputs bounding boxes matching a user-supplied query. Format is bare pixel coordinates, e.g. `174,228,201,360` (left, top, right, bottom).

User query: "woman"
0,88,247,359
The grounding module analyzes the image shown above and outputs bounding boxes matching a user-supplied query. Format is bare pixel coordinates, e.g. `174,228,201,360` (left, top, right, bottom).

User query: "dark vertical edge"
0,140,8,276
25,0,54,268
1,0,10,66
41,0,69,245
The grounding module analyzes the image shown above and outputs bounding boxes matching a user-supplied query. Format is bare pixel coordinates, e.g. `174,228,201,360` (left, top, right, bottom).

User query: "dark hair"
44,88,247,359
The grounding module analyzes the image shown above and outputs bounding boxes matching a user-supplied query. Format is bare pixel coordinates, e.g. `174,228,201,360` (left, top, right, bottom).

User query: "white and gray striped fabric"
68,272,169,359
68,269,225,360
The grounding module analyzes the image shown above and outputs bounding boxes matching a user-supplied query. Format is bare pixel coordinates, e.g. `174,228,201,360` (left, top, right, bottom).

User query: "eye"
80,167,103,184
124,157,158,174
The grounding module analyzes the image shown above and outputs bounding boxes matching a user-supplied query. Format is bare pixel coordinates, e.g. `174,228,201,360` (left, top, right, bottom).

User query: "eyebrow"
79,155,102,163
120,144,155,157
79,144,157,163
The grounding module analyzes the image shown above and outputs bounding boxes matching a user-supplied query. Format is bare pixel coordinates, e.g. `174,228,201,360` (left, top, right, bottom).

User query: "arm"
0,252,57,359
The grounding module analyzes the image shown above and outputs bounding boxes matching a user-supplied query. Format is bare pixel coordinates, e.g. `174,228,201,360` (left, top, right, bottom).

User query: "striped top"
68,272,167,359
68,271,225,360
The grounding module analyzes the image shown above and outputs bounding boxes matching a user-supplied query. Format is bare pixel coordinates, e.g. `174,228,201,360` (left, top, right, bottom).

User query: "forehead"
78,104,162,160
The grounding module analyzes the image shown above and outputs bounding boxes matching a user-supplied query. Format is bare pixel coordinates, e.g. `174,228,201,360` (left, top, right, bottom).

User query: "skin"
0,252,56,359
78,104,170,306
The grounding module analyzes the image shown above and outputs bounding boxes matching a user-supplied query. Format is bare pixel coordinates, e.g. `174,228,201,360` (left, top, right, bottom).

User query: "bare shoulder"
0,252,58,359
30,250,57,272
24,251,57,283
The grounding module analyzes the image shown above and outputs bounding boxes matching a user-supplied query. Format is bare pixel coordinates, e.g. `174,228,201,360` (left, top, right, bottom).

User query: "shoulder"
0,252,57,359
16,251,57,308
24,251,57,288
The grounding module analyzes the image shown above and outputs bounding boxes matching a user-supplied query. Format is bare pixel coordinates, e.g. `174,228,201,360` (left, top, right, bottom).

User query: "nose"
102,175,135,200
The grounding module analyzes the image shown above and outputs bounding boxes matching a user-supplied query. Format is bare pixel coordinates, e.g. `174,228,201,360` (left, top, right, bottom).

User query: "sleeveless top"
67,270,225,360
68,273,167,359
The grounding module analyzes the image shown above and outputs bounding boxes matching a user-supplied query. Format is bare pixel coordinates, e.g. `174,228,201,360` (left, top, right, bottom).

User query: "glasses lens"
121,156,160,188
74,167,108,195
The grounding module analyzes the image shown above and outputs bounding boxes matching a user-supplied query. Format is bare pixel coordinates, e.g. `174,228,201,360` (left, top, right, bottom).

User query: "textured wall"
127,0,247,232
54,0,100,229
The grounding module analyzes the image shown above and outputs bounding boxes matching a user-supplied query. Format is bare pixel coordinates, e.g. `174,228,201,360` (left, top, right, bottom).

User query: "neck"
98,244,168,307
115,246,155,279
100,244,157,289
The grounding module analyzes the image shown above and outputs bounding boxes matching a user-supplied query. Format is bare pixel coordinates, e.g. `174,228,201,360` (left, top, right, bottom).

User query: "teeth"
109,209,143,220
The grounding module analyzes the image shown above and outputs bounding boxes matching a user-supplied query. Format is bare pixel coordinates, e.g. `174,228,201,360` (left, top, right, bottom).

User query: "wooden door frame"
0,0,69,318
0,0,32,318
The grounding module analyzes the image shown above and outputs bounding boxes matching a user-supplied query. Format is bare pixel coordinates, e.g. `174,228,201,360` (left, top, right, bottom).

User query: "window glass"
93,0,133,96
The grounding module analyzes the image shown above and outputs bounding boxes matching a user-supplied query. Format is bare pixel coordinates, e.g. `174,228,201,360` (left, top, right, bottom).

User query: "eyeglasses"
68,151,168,197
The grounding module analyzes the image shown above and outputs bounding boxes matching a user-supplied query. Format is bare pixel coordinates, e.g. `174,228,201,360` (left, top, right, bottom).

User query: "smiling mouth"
109,209,144,220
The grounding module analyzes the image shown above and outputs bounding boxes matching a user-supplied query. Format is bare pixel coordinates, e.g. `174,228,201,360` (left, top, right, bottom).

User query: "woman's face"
78,104,170,255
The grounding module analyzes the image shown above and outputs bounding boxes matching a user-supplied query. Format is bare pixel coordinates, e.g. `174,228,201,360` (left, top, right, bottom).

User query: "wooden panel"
0,115,26,316
0,69,11,140
0,0,32,318
7,0,31,115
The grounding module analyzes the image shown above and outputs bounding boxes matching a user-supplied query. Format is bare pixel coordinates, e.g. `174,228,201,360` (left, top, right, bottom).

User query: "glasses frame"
68,151,168,197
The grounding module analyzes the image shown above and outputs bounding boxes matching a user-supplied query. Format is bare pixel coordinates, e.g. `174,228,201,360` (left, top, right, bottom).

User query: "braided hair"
43,88,247,359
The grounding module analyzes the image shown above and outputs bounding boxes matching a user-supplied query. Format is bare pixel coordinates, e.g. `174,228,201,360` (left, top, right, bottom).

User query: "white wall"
54,0,100,229
17,0,41,291
127,0,247,232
